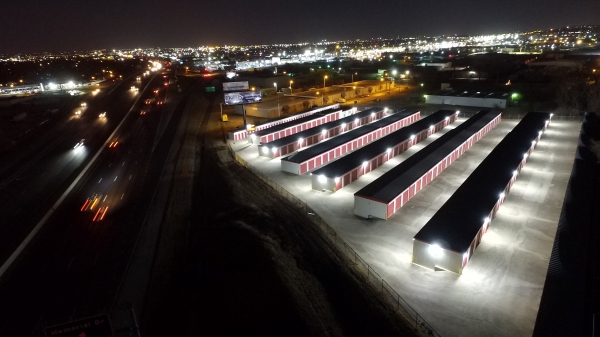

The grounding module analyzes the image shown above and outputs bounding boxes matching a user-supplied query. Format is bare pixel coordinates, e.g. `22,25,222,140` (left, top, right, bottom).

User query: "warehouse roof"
429,90,509,99
281,109,419,164
314,110,458,179
263,107,381,148
413,112,551,254
252,107,343,138
354,110,501,202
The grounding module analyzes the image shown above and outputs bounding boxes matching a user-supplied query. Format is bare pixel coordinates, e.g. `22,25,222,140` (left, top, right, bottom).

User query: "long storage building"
412,112,552,275
228,104,340,141
280,110,420,175
312,110,459,193
258,107,386,159
353,110,501,219
249,107,356,144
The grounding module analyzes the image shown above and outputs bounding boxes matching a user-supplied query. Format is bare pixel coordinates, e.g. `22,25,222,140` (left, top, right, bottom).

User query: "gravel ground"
141,91,420,337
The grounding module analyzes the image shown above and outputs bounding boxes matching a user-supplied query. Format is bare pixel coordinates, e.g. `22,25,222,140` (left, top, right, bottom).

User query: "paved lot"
230,116,580,337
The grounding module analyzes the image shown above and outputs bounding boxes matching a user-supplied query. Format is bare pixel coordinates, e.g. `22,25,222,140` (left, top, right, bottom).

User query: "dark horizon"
1,0,599,54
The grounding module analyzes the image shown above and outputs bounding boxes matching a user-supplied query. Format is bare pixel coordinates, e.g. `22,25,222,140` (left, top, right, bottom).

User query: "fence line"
225,143,441,337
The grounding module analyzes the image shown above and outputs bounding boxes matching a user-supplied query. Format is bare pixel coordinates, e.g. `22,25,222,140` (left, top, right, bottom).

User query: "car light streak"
100,207,108,220
80,199,90,211
92,208,102,221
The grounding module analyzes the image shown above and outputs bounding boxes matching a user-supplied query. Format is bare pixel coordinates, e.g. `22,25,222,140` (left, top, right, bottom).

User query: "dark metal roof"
413,112,552,253
313,110,458,178
533,112,600,337
263,108,381,148
281,110,419,164
430,90,509,99
252,107,344,137
354,110,501,203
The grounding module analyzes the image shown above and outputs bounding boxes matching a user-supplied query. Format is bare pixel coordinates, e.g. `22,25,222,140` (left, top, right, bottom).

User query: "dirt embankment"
142,94,419,337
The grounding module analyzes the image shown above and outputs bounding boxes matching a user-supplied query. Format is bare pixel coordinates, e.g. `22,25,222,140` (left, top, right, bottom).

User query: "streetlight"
324,75,328,89
289,80,293,92
352,72,357,83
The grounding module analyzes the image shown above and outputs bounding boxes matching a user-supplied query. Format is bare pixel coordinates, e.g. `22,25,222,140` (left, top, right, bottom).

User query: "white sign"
223,81,249,92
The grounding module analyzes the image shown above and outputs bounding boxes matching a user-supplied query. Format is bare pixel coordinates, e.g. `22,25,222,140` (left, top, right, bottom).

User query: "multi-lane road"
0,66,197,335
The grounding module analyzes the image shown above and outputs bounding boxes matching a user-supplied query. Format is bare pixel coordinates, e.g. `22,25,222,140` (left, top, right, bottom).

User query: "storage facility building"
258,107,386,159
412,112,552,274
280,110,420,175
425,91,508,109
250,107,356,144
312,110,459,193
228,104,340,141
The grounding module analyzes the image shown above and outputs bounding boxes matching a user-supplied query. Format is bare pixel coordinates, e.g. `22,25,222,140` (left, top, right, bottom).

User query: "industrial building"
250,107,355,144
257,107,385,159
227,104,340,141
412,112,552,275
280,110,420,175
312,110,459,193
353,110,500,219
425,91,508,109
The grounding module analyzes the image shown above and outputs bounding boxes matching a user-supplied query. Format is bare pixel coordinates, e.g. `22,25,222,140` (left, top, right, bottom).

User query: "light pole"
289,80,293,92
274,82,277,92
323,75,328,89
352,72,357,83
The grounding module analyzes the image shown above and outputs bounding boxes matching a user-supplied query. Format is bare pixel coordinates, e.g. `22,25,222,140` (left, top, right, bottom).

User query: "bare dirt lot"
141,92,420,336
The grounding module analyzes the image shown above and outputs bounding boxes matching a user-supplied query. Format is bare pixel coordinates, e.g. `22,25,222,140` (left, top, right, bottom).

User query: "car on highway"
156,101,163,105
109,141,119,148
99,112,106,118
73,139,85,149
75,110,81,115
140,110,147,115
81,102,87,107
373,99,381,102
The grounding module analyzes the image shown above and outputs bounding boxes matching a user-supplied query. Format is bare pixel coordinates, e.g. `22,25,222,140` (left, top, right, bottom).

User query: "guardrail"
225,142,441,337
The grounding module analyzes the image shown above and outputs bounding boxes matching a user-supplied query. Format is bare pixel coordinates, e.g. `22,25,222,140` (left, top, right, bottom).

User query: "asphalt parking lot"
230,115,581,337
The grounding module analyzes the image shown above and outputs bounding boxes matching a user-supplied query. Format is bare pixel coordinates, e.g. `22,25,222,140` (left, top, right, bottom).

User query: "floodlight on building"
456,110,460,115
484,217,490,225
271,147,277,153
550,113,554,117
445,116,449,121
410,135,415,140
341,123,346,128
538,131,543,136
298,137,304,144
532,140,537,145
362,161,368,167
430,125,434,129
499,192,505,199
429,244,443,258
371,112,375,117
384,107,388,112
386,148,392,153
523,153,528,159
318,175,326,184
334,177,340,183
262,147,269,154
513,170,518,176
355,118,359,123
321,129,327,134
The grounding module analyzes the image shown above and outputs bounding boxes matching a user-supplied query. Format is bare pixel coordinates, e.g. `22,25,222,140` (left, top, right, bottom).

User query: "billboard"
223,81,249,92
224,91,262,106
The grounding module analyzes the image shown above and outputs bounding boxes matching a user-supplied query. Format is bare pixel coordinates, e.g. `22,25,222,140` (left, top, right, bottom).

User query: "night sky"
1,0,599,54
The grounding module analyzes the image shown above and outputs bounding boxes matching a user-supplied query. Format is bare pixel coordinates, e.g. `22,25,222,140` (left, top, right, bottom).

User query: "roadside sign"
205,86,215,92
223,81,249,92
223,91,262,105
44,314,112,337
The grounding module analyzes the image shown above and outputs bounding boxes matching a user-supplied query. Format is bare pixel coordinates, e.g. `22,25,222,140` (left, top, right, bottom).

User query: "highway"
0,66,197,335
